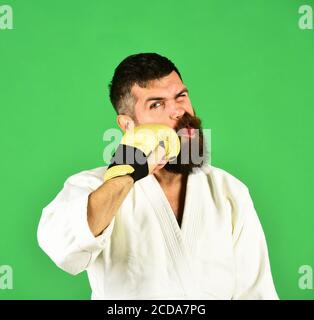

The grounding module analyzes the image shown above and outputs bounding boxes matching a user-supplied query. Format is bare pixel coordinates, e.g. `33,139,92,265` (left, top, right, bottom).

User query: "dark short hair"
108,53,182,116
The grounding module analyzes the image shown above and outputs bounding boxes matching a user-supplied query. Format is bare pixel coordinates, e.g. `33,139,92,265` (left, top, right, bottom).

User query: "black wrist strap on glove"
107,144,149,182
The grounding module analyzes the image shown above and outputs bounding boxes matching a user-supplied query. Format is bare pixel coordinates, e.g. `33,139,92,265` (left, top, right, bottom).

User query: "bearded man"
38,53,278,300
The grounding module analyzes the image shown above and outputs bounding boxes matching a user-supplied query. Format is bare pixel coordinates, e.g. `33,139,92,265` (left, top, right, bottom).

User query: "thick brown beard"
164,113,207,174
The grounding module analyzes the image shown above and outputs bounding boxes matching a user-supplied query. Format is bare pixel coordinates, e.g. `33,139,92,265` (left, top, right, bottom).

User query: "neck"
153,168,188,187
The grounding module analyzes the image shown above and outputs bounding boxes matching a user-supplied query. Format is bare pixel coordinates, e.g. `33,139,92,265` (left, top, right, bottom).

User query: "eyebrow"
144,87,189,104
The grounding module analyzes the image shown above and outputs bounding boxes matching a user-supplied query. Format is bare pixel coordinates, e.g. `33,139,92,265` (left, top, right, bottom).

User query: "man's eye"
150,101,162,109
178,93,187,97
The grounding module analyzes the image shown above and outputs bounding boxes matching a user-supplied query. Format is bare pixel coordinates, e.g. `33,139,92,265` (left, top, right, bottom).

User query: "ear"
117,114,135,132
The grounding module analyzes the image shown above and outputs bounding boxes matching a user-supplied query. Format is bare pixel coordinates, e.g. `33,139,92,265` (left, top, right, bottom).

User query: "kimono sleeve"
231,186,279,300
37,172,115,275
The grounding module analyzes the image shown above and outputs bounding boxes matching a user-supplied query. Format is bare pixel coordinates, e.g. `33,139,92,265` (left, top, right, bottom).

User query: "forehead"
131,71,184,102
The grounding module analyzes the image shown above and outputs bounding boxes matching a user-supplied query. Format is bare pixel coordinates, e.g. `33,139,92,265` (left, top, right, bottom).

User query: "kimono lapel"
180,168,205,255
138,168,205,296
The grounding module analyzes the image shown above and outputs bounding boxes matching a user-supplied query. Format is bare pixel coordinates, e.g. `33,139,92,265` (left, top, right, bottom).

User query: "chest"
112,176,236,299
162,186,186,225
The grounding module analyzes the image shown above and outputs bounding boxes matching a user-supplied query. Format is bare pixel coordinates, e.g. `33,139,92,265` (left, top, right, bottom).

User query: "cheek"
134,110,166,125
137,113,177,129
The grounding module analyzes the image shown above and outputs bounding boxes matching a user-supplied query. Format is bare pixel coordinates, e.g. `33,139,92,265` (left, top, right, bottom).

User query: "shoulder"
64,166,108,190
197,164,250,198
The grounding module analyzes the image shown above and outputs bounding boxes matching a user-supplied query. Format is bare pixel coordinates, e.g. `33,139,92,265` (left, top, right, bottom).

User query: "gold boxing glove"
104,124,180,182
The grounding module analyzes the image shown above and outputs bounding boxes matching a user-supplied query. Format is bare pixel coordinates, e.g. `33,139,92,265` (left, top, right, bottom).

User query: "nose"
169,106,185,121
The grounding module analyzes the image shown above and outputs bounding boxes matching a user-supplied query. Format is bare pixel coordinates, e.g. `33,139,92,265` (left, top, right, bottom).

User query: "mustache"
174,113,202,131
163,111,206,174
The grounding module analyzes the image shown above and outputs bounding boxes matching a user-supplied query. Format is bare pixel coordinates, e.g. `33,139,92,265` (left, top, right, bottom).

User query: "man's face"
131,71,194,128
130,71,207,174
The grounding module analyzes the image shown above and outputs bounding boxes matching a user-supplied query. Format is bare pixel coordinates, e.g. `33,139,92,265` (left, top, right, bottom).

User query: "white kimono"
37,164,278,300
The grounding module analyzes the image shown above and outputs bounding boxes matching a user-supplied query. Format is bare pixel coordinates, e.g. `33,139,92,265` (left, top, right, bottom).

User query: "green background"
0,0,313,299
